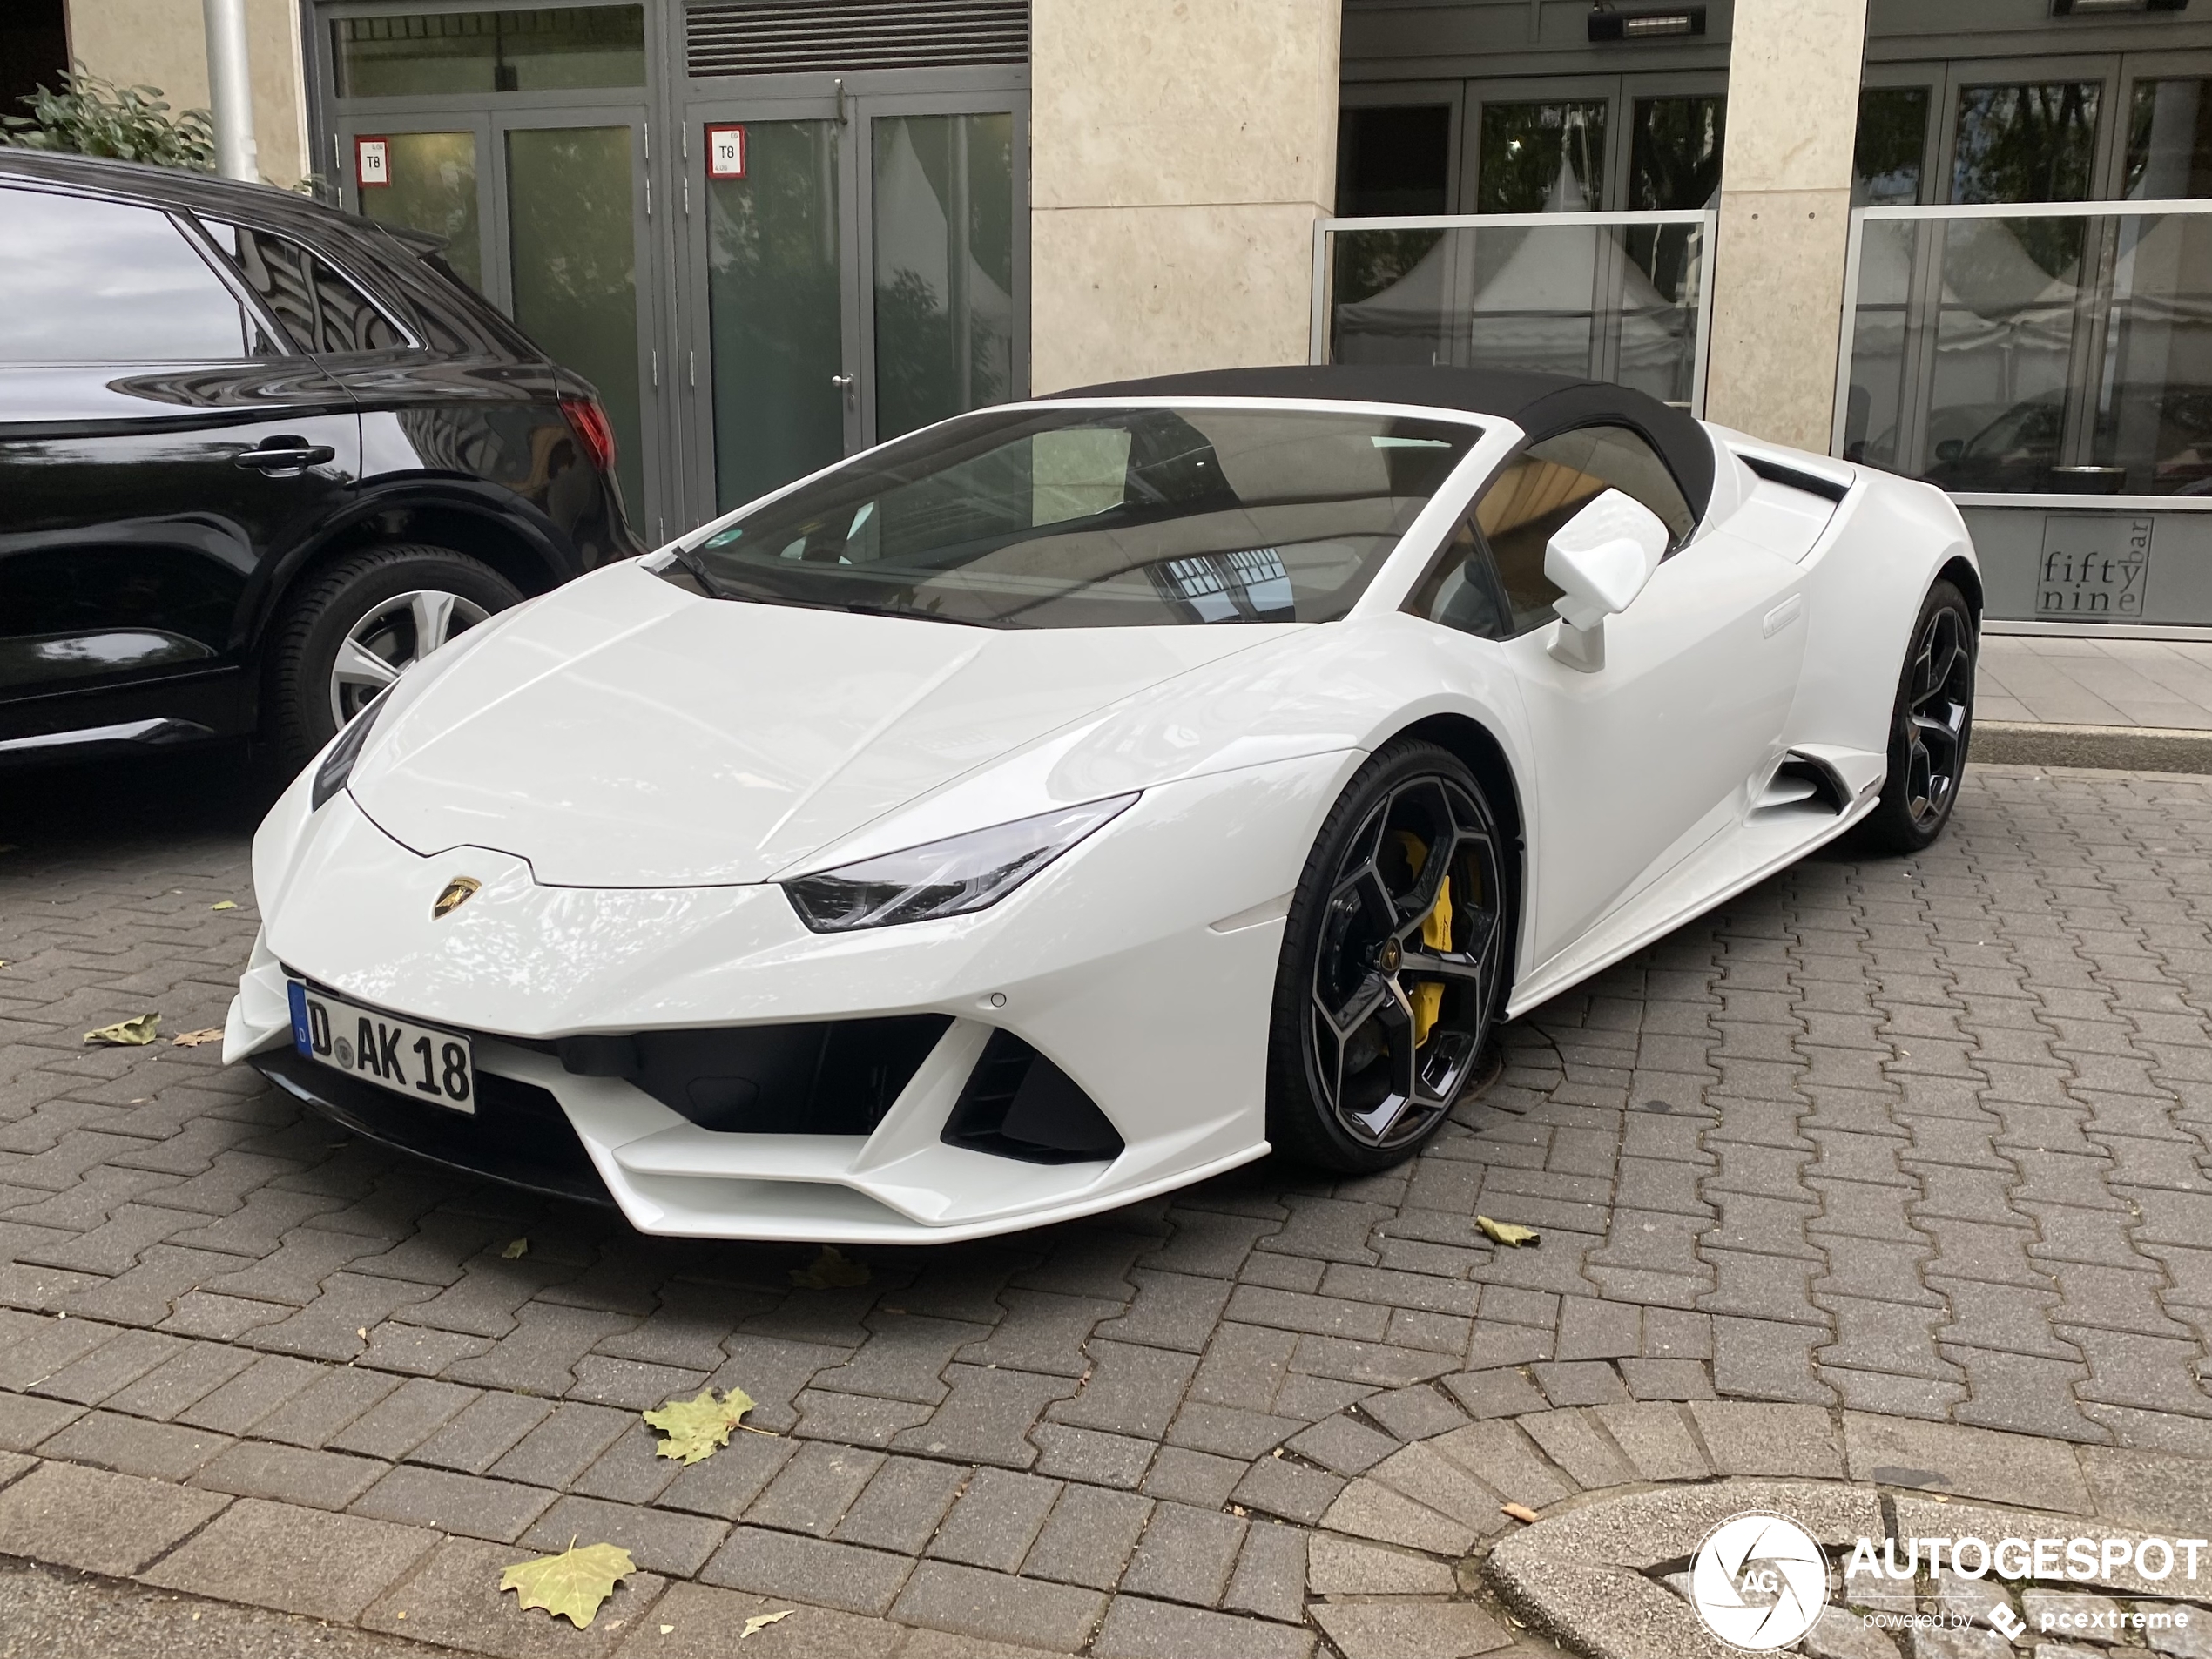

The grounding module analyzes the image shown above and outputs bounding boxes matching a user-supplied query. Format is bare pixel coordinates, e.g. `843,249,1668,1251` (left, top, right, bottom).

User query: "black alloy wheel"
1859,578,1976,855
1269,741,1509,1172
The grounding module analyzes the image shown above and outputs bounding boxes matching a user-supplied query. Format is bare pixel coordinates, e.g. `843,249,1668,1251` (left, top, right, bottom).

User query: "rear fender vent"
942,1030,1124,1165
686,1,1028,78
560,1016,950,1134
1754,753,1851,816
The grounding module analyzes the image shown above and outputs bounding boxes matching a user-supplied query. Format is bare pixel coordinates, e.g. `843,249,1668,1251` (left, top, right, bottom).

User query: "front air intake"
942,1031,1124,1165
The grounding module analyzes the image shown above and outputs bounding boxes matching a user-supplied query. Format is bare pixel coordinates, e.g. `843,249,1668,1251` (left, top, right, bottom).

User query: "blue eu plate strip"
287,981,313,1056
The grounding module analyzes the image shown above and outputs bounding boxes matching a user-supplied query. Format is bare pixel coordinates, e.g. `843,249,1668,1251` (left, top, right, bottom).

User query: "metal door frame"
671,88,863,526
670,71,1030,527
492,105,667,534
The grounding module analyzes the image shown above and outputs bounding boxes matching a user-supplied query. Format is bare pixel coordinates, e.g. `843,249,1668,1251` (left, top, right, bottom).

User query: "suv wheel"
266,544,523,775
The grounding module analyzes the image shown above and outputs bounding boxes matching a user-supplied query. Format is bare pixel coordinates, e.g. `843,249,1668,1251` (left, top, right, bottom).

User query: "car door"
0,183,361,746
1410,422,1806,971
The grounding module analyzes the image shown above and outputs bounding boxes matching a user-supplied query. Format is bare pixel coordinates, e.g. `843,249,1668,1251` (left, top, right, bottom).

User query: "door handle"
830,373,854,388
236,440,337,473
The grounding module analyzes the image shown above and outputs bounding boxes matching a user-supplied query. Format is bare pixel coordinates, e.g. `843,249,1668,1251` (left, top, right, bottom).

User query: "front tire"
264,544,523,777
1858,578,1976,856
1266,740,1511,1174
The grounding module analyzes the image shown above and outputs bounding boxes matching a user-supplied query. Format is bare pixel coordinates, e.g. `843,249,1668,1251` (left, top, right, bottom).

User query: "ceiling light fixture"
1588,5,1708,43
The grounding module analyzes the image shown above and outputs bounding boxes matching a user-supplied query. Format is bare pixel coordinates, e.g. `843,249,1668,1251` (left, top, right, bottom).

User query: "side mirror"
1544,489,1669,671
1935,438,1965,462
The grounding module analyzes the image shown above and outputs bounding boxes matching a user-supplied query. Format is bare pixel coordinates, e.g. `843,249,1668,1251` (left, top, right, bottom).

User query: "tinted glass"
508,125,643,515
1854,87,1930,207
358,131,482,291
2127,79,2212,200
0,188,253,362
1478,101,1608,213
207,223,405,354
334,5,643,97
1413,424,1691,642
873,112,1016,442
680,406,1479,630
707,118,845,511
1336,105,1451,216
1629,96,1724,210
1952,83,2100,205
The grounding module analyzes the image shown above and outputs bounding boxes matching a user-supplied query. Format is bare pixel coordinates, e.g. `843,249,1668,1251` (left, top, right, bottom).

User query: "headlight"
310,689,391,810
782,795,1138,932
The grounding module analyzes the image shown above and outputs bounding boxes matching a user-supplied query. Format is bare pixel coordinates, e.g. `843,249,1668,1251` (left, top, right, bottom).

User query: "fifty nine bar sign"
2038,516,2154,620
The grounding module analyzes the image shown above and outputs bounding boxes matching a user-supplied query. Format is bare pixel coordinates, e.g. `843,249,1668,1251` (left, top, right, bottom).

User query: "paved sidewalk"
1979,636,2212,732
1,755,2210,1657
1979,636,2212,772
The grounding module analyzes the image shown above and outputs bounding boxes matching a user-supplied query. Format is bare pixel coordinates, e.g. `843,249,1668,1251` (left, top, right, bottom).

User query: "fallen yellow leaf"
742,1610,792,1639
172,1028,224,1048
501,1237,529,1259
84,1014,159,1047
790,1244,868,1289
644,1385,759,1464
210,900,237,911
500,1541,634,1629
1476,1215,1541,1249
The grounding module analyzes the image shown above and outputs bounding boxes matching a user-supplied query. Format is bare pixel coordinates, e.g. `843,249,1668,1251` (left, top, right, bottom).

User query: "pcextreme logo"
1689,1512,1830,1649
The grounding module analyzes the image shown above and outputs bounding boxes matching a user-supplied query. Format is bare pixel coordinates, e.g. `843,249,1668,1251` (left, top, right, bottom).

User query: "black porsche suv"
0,151,641,773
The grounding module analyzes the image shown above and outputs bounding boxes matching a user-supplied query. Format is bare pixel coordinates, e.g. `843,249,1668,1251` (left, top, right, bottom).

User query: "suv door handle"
235,439,336,474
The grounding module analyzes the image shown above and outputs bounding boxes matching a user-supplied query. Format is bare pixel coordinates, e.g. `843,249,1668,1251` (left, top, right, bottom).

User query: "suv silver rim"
329,589,489,725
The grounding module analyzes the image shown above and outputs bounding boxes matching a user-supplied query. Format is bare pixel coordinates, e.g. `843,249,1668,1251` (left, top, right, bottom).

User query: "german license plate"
287,981,474,1113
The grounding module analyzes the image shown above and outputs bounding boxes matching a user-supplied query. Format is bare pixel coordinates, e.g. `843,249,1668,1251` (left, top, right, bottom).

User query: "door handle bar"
235,443,337,471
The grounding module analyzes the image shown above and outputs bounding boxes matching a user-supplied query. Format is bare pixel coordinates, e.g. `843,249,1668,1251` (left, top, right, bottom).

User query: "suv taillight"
560,395,617,474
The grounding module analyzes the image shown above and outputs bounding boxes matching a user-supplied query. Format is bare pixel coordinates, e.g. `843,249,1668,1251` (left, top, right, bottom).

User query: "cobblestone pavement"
1,758,2210,1657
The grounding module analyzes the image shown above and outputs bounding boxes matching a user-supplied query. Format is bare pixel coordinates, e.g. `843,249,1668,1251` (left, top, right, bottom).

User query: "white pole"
202,0,258,182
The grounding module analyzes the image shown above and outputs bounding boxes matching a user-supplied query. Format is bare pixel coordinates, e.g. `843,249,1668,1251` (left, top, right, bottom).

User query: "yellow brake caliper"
1393,832,1453,1048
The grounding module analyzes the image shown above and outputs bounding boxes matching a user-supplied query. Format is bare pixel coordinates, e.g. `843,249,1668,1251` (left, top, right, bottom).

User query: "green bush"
2,64,214,171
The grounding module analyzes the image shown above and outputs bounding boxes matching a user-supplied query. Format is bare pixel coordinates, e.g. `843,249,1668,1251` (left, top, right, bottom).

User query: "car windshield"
672,404,1480,628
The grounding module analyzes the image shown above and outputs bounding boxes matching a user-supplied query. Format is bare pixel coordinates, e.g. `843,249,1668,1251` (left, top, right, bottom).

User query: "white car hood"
346,560,1285,887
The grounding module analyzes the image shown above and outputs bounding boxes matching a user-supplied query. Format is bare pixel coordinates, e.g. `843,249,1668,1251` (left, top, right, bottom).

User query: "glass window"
1628,96,1725,210
872,112,1016,443
1412,423,1692,643
357,132,483,292
206,223,406,354
508,125,643,515
1854,87,1931,207
1336,105,1452,216
0,187,257,363
1951,83,2100,205
678,406,1480,630
2127,78,2212,199
1478,101,1608,214
333,5,644,98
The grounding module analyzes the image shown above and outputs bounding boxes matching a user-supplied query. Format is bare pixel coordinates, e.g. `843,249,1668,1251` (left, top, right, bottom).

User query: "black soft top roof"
1049,364,1715,522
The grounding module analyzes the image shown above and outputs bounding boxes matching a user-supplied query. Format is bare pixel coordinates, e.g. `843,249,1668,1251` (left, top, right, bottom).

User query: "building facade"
38,0,2212,632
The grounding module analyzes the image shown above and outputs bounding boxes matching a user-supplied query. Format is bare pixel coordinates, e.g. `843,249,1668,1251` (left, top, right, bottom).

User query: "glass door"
495,111,655,522
678,90,1026,522
685,95,860,515
336,108,658,533
342,122,494,292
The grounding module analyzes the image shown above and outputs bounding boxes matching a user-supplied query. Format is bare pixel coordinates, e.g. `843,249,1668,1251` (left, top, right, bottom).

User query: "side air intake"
942,1031,1124,1165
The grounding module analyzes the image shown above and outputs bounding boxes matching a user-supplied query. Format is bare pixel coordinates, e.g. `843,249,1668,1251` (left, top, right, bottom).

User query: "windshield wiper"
662,543,724,595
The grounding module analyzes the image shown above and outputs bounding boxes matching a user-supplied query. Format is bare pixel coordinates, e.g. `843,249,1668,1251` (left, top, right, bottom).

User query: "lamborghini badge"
432,876,482,920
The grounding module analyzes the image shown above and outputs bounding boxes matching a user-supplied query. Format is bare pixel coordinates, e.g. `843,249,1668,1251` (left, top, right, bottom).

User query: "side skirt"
1505,795,1879,1019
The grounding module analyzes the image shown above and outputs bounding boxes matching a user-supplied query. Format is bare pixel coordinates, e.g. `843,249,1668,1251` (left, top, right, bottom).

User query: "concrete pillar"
64,0,311,188
1029,0,1340,393
1703,0,1870,451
